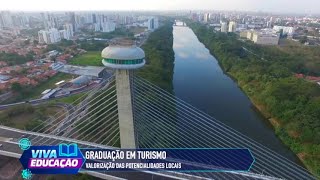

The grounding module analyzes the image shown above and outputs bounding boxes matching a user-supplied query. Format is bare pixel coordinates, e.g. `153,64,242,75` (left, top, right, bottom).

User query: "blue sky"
0,0,319,14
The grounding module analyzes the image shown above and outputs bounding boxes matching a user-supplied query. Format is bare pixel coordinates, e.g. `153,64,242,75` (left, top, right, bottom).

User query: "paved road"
0,126,275,180
0,80,107,111
0,126,226,180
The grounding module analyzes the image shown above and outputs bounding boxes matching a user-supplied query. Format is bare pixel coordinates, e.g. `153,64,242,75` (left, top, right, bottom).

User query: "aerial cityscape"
0,0,319,180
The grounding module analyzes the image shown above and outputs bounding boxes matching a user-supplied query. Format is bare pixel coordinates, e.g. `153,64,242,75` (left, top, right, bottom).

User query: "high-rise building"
0,14,4,29
228,21,237,32
59,30,69,40
221,22,228,32
69,12,77,32
101,21,116,32
92,14,97,23
0,11,13,28
41,12,57,30
85,13,93,24
38,28,61,44
273,26,295,35
204,13,210,23
94,23,100,32
148,17,159,31
63,23,74,38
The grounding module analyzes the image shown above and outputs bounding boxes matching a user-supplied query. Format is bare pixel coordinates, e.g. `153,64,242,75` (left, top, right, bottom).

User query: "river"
172,25,299,162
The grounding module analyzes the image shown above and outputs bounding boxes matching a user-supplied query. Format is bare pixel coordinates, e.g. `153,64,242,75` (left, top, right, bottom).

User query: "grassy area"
52,92,87,105
130,27,147,34
0,104,64,131
69,51,102,66
29,73,74,99
275,39,320,75
1,73,74,104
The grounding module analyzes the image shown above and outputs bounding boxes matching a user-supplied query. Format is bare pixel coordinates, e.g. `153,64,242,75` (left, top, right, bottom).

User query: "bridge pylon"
101,39,145,148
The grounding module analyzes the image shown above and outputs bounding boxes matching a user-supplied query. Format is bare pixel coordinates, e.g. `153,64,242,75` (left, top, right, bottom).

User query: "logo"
21,169,32,180
19,138,31,150
59,143,78,157
19,141,85,175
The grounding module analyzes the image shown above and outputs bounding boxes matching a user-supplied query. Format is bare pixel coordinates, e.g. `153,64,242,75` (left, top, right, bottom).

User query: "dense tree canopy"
96,28,134,39
137,20,175,92
78,40,107,51
0,52,33,65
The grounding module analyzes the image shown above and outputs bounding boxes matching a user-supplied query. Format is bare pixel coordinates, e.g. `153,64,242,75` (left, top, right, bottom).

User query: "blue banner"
81,148,255,172
19,144,85,174
19,142,255,178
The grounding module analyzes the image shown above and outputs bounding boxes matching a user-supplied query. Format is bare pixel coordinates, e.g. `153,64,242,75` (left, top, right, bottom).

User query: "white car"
0,144,2,148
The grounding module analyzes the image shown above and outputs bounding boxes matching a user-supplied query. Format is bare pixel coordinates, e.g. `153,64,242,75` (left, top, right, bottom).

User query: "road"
53,77,113,136
0,126,278,180
0,126,193,180
0,81,104,111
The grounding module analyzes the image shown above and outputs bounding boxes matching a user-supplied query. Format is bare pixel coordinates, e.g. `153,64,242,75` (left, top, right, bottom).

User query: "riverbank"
188,22,320,177
137,19,175,92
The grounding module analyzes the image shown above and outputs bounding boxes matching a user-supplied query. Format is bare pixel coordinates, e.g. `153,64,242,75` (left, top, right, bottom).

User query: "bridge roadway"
0,126,278,180
0,126,240,180
0,126,280,180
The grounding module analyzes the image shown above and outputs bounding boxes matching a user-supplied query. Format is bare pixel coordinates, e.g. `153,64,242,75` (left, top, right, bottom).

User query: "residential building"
221,22,228,32
204,13,210,23
252,29,280,45
273,26,295,35
0,11,13,28
240,31,248,38
148,17,159,31
38,28,61,44
59,30,70,40
228,21,237,32
247,30,254,40
63,23,74,38
101,21,116,32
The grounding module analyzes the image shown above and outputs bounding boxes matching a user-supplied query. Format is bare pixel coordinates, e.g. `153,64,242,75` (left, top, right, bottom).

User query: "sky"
0,0,319,14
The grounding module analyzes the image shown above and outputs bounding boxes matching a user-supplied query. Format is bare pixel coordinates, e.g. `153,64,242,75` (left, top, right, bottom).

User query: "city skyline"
0,0,320,14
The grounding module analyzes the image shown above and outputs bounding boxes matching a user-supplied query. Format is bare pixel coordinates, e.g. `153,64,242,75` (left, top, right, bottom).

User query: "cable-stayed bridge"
0,73,316,180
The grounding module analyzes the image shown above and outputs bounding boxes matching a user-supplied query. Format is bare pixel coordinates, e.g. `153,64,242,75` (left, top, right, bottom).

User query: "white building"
204,13,210,23
252,29,280,45
101,22,116,32
63,23,74,38
0,11,13,28
38,28,61,44
94,23,101,32
59,30,70,40
241,29,279,45
93,21,116,32
228,21,237,32
220,22,228,32
273,26,295,35
148,17,159,31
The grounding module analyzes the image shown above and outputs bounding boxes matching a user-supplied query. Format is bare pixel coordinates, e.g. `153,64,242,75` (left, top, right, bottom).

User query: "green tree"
299,36,308,44
33,40,39,45
11,82,22,93
25,119,44,132
23,39,30,46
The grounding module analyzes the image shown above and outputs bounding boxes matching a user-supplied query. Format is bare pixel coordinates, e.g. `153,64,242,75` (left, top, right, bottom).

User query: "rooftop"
101,45,145,60
56,64,105,77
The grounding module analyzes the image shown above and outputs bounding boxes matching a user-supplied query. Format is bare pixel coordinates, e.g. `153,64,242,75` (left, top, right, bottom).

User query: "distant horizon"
0,9,319,16
1,0,320,15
